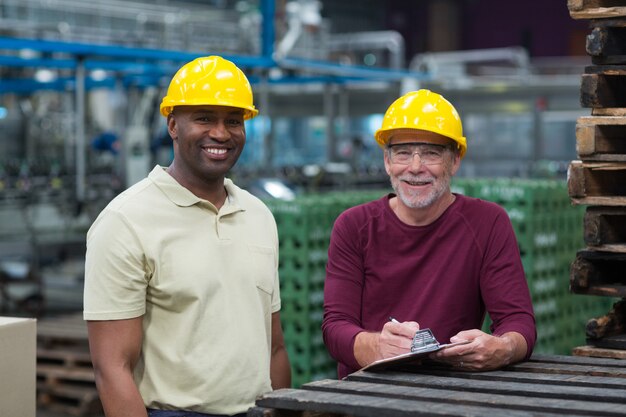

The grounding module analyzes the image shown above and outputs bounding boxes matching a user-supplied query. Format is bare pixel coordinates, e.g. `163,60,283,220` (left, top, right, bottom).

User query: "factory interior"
0,0,590,314
1,0,624,416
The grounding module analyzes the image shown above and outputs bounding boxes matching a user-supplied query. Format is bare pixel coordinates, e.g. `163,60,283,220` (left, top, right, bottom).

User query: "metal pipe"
75,57,86,206
0,0,234,23
324,83,336,162
261,0,275,60
409,47,531,75
259,72,273,168
327,31,406,69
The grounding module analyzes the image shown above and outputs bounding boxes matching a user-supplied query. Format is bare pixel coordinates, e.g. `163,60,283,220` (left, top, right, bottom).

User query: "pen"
388,316,400,324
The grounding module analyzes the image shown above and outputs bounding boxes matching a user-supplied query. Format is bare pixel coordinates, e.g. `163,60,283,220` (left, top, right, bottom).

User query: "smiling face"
384,130,460,209
167,105,246,188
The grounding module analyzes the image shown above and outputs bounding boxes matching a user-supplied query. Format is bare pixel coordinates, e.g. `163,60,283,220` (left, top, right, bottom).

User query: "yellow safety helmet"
160,55,258,120
374,89,467,158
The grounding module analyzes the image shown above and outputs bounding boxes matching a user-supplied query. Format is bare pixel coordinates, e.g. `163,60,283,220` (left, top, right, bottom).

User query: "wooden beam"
576,116,626,161
587,27,626,66
568,0,626,19
588,333,626,350
584,207,626,250
570,250,626,297
585,299,626,339
568,160,626,205
573,344,626,359
581,73,626,109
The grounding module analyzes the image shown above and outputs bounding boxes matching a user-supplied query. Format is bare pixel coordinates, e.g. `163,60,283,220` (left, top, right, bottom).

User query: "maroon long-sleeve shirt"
322,194,536,378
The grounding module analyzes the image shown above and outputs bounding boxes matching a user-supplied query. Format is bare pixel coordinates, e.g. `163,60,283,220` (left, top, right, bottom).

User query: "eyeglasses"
387,143,449,165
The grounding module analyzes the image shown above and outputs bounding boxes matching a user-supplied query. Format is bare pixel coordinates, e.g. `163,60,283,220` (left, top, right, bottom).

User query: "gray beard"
390,172,451,209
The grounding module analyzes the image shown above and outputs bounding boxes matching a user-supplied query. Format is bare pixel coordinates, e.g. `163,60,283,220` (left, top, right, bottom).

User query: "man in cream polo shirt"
84,56,291,417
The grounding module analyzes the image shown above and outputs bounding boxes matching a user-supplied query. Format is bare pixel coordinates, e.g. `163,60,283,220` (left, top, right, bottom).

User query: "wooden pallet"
576,116,626,161
587,333,626,350
581,66,626,110
569,0,626,356
570,250,626,297
36,314,102,416
587,22,626,65
568,0,626,20
583,206,626,251
37,365,101,417
573,344,626,359
568,160,626,205
585,299,626,339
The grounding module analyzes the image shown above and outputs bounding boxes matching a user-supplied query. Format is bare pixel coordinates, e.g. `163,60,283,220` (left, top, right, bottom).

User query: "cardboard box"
0,317,36,417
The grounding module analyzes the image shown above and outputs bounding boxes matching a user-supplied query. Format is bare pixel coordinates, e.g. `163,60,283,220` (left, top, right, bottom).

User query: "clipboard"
359,328,469,372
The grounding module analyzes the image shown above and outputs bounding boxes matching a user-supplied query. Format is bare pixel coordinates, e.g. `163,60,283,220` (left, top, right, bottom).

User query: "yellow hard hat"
374,89,467,158
160,55,258,120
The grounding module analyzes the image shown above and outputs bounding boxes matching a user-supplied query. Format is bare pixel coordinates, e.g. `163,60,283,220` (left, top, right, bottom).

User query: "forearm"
499,331,528,365
270,312,291,389
94,367,147,417
87,318,145,417
270,345,291,389
353,331,381,367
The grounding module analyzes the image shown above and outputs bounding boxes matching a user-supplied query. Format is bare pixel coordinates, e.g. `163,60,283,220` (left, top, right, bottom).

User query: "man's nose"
407,152,424,170
210,120,231,141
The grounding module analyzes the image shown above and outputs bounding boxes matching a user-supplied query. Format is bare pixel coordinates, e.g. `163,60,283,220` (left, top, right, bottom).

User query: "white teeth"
205,148,227,155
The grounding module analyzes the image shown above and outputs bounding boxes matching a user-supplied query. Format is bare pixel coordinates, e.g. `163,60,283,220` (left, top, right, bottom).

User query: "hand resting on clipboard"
359,328,470,372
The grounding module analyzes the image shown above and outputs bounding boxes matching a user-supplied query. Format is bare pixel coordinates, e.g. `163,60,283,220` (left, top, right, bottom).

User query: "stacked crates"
265,191,386,387
267,179,614,387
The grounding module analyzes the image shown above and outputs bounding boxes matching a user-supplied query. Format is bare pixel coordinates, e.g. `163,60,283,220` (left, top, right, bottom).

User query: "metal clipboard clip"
410,328,442,353
411,328,470,353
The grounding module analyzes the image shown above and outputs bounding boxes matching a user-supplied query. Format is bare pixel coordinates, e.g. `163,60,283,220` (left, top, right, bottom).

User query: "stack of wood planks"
567,0,626,358
37,313,102,416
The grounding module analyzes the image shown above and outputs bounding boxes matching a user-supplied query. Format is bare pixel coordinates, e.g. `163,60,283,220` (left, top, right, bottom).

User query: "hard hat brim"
160,102,259,120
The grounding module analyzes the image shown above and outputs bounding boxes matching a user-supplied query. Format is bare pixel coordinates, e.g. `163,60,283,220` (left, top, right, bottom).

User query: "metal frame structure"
0,0,428,92
0,0,430,207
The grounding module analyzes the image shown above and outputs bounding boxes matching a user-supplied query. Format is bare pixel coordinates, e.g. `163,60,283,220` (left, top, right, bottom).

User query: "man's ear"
167,114,177,141
450,153,461,175
383,149,392,176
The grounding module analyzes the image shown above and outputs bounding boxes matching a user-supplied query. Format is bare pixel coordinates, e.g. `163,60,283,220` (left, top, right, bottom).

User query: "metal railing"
0,0,244,52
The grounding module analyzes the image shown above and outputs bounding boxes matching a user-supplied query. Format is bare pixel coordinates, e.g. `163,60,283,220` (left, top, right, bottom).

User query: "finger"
403,321,420,331
389,333,416,350
380,328,415,351
379,335,415,358
384,321,419,338
433,340,475,358
451,328,483,342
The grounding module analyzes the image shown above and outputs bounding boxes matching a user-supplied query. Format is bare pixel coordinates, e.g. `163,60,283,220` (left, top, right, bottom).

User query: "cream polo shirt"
84,165,281,415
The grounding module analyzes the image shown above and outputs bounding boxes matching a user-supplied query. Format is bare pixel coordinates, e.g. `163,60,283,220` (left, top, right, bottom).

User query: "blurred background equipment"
0,0,622,415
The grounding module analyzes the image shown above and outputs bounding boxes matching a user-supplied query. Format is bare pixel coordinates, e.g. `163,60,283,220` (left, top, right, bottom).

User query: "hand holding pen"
379,316,420,359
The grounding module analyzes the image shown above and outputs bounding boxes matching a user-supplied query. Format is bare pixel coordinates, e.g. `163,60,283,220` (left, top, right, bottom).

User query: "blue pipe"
0,36,275,69
260,0,275,61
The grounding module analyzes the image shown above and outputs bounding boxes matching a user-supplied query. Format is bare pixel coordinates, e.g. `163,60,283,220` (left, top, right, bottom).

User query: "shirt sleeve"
322,209,367,372
83,209,149,320
480,208,537,358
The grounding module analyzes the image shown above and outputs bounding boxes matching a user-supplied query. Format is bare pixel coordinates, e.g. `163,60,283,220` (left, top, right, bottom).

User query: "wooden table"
249,354,626,416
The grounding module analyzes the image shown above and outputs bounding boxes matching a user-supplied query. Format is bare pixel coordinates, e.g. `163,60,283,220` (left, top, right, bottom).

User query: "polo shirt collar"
149,165,245,215
221,178,245,216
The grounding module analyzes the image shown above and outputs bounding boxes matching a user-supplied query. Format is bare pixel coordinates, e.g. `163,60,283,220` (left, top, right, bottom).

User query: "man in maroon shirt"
322,89,536,379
